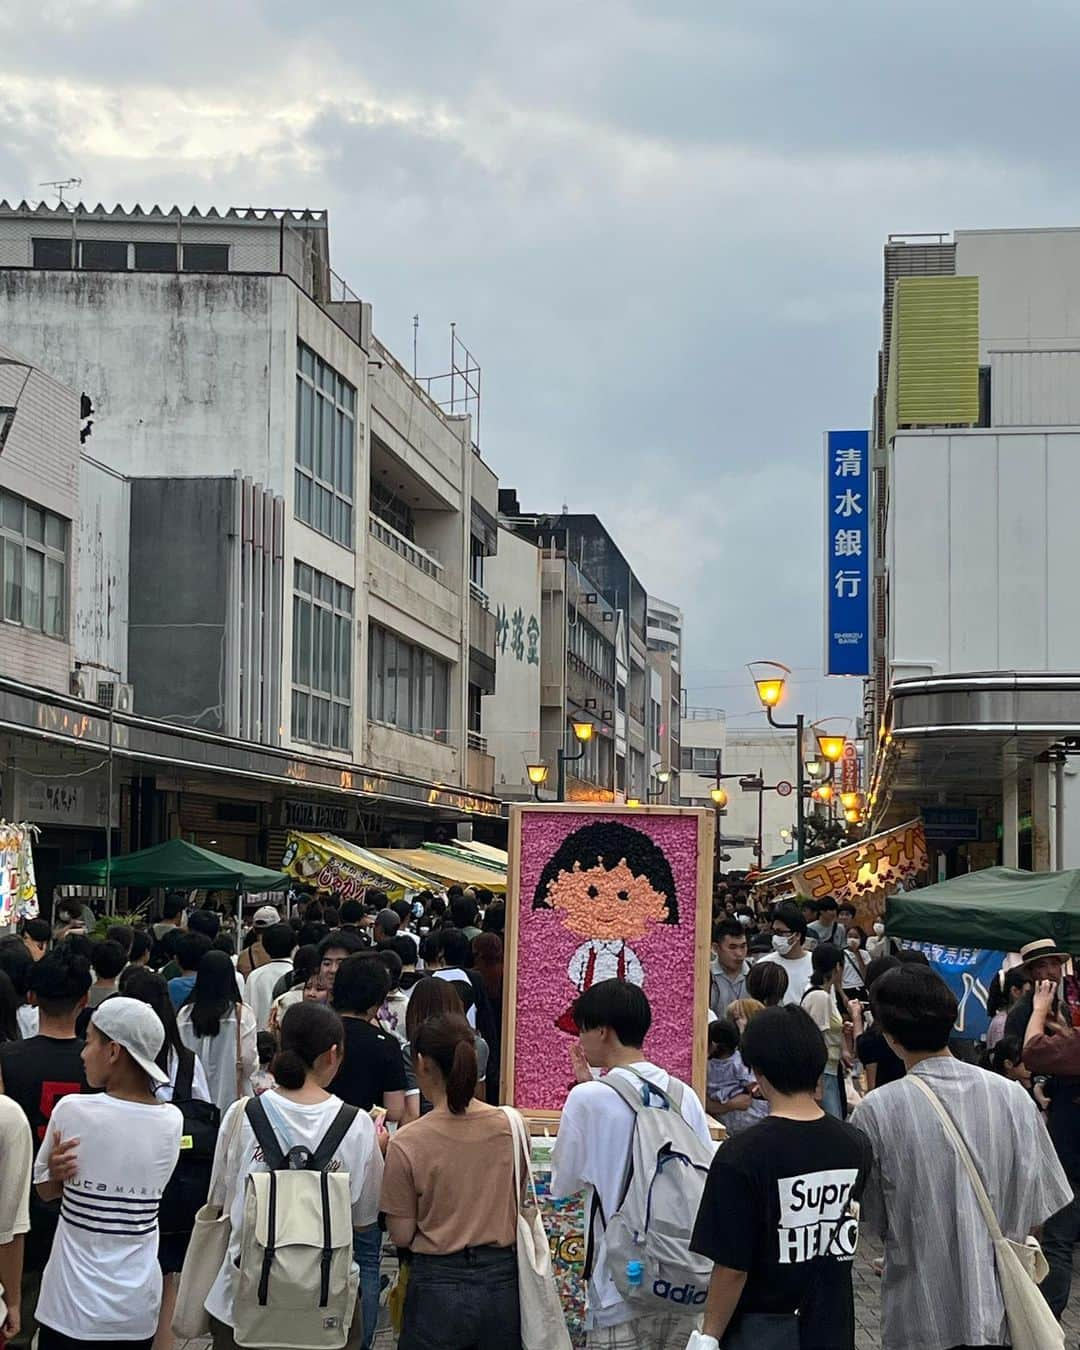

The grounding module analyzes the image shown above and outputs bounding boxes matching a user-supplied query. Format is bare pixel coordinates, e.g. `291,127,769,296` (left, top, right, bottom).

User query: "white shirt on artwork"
568,939,644,992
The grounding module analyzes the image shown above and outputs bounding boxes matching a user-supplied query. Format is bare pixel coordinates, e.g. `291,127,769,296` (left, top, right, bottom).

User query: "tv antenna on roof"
40,178,82,207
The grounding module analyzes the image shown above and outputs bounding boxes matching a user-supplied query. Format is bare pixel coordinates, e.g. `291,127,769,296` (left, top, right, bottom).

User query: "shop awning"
374,848,507,893
453,840,510,867
420,842,507,874
283,833,431,901
58,838,290,892
887,866,1080,950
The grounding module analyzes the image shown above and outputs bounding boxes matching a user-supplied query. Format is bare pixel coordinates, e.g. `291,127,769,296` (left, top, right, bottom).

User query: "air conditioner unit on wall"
97,681,134,714
70,668,94,701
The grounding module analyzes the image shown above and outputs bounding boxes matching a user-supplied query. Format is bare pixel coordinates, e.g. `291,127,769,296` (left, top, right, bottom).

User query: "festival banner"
902,941,1004,1042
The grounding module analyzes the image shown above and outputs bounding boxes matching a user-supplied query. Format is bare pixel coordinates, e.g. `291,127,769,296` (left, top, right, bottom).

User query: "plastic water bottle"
626,1260,644,1291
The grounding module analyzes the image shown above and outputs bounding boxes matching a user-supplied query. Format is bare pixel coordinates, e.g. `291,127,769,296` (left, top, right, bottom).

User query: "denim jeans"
353,1225,383,1350
821,1069,844,1120
400,1245,520,1350
1040,1183,1080,1318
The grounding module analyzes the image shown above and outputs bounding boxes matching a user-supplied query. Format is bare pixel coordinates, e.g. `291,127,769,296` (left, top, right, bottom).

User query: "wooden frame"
500,803,714,1122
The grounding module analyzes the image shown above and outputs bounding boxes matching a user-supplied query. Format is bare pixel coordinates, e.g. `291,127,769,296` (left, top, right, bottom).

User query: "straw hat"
1019,938,1071,967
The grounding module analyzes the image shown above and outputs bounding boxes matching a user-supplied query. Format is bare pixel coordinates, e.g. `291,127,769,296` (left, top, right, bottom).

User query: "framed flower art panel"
500,804,714,1119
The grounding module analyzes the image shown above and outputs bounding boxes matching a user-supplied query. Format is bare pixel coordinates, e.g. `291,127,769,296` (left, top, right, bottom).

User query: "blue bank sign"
825,430,871,676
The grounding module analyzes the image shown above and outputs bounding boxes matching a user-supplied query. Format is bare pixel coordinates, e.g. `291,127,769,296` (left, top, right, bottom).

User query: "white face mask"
847,936,861,950
873,922,885,936
772,933,795,955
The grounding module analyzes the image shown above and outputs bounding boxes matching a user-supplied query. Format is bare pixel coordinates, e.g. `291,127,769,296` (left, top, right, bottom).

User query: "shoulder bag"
500,1106,573,1350
172,1093,248,1340
909,1074,1063,1350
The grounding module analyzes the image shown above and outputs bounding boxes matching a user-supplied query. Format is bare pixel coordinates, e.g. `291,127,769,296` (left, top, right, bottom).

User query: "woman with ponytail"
203,1003,384,1350
381,1012,523,1349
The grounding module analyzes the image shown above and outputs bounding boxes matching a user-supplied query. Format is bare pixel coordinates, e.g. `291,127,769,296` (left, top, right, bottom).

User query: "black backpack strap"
308,1103,359,1172
245,1096,287,1171
174,1046,196,1103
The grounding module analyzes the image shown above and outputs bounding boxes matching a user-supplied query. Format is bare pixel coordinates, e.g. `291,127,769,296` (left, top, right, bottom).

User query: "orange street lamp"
526,763,549,801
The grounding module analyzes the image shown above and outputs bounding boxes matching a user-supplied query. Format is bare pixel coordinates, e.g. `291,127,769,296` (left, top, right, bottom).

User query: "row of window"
291,563,354,752
568,609,615,682
32,237,229,273
295,343,356,549
0,491,67,637
368,622,451,742
291,566,453,752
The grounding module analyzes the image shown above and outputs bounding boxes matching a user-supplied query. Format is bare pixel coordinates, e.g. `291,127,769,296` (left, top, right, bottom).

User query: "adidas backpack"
598,1071,716,1312
233,1096,360,1350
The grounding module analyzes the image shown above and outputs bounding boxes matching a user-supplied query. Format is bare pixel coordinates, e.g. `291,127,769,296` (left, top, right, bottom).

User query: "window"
182,243,229,272
368,622,450,741
295,342,356,549
568,608,614,681
32,237,72,269
0,490,67,637
680,747,717,774
134,242,178,271
291,562,353,751
81,240,128,271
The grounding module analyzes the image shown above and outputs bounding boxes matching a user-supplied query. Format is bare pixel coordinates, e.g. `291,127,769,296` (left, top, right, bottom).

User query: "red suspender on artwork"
583,943,627,990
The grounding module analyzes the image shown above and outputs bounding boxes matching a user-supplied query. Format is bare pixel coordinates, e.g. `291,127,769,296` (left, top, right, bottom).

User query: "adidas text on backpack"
598,1071,715,1313
232,1097,360,1350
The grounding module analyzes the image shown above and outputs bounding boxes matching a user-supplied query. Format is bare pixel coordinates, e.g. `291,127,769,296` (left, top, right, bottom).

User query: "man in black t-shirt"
691,1005,872,1350
0,943,92,1346
329,954,407,1121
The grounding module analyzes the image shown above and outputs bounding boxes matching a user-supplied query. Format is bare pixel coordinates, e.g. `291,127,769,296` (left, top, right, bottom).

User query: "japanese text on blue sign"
825,429,871,676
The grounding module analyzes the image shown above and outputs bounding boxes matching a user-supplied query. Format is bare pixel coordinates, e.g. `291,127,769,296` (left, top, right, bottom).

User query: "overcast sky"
2,0,1076,731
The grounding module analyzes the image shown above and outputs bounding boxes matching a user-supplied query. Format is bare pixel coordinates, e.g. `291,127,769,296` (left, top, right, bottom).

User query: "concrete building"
0,200,500,886
646,596,683,804
494,496,667,803
680,711,799,869
867,226,1080,873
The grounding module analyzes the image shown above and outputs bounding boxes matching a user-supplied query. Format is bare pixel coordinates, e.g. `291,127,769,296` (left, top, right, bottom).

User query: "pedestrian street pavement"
174,1234,1080,1350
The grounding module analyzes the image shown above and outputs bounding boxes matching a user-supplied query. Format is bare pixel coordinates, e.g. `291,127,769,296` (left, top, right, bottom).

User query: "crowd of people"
0,880,1071,1350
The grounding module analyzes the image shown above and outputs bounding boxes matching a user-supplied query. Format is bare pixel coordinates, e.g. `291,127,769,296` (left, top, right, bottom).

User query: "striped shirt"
850,1055,1070,1350
33,1093,182,1341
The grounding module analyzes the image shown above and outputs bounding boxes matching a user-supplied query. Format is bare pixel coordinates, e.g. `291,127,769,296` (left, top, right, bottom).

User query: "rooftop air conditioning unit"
97,680,134,714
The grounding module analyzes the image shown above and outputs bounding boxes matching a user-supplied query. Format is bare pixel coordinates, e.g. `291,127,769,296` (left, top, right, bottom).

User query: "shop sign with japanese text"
825,430,871,676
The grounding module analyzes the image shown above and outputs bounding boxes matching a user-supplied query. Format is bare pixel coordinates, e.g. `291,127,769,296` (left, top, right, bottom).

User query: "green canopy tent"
886,866,1080,951
58,837,290,893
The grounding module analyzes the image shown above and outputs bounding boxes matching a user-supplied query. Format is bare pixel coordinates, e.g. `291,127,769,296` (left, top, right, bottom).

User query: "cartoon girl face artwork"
533,821,679,1030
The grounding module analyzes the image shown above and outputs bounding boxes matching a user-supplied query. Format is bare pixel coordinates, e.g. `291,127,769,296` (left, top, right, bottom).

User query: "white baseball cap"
252,905,281,927
90,996,170,1087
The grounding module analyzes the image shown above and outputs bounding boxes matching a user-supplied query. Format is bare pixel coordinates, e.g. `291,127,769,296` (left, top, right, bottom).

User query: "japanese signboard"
753,820,928,925
825,429,871,676
840,741,859,795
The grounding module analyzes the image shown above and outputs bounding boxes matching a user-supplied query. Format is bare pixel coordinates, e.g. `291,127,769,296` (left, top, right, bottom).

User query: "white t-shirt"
155,1046,213,1104
17,1004,38,1039
0,1095,32,1327
177,1003,259,1114
205,1090,384,1329
432,968,477,1027
33,1093,183,1341
244,958,294,1030
550,1062,714,1330
756,950,815,1005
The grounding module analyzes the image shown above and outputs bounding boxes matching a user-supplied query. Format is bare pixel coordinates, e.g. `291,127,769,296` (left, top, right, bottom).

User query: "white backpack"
596,1071,715,1313
233,1097,360,1350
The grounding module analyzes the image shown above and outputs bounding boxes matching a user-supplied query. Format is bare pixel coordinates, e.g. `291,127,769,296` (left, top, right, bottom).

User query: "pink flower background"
512,811,701,1111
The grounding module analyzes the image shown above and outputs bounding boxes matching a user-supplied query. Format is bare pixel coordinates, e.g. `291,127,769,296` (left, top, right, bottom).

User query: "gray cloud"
3,1,1079,730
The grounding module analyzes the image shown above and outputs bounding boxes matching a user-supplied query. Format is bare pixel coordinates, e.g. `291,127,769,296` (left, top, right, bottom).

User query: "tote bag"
909,1075,1063,1350
172,1085,247,1340
500,1106,573,1350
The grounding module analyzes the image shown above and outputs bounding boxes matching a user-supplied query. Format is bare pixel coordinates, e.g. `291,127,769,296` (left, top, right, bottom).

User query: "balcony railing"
467,730,488,754
368,512,443,580
469,580,490,609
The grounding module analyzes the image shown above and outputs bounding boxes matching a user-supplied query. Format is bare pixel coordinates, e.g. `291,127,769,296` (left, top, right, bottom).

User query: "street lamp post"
556,719,594,802
750,663,806,864
647,769,671,802
526,763,549,802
